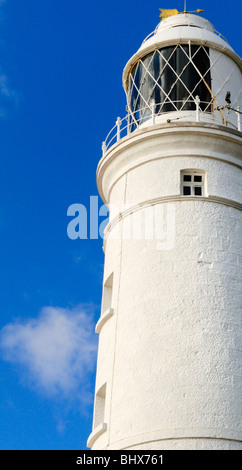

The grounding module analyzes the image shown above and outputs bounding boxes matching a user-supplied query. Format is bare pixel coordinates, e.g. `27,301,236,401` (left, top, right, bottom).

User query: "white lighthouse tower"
87,9,242,450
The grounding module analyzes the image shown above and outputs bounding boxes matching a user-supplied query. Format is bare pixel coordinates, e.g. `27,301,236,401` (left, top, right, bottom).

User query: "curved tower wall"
87,14,242,451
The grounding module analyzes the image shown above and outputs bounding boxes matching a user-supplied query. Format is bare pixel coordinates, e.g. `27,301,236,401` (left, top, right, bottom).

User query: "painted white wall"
87,123,242,450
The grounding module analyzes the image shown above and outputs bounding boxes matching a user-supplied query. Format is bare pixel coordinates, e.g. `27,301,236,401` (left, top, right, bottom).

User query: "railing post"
195,95,200,122
116,117,121,142
151,99,155,125
237,106,241,132
102,141,106,157
127,112,130,135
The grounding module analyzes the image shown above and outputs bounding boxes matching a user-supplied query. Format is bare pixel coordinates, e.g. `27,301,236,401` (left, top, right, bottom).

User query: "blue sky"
0,0,241,451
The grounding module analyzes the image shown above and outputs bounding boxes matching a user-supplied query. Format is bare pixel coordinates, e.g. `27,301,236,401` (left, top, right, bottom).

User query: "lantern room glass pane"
128,44,211,122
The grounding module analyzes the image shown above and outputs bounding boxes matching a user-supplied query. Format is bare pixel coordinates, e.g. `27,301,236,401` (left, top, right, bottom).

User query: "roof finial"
184,0,187,13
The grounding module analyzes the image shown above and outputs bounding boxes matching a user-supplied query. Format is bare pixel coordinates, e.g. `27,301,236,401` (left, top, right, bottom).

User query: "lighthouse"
87,10,242,450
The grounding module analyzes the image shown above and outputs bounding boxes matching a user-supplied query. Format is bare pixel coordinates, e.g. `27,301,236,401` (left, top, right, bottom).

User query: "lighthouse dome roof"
123,13,241,91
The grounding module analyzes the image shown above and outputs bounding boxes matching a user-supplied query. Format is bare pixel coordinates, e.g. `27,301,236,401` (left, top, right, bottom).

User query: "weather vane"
159,2,204,20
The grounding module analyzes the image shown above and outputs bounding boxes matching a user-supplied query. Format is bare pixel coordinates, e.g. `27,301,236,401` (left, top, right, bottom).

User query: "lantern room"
122,13,242,130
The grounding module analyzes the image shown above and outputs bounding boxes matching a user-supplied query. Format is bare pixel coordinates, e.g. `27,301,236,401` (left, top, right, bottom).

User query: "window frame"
181,170,206,197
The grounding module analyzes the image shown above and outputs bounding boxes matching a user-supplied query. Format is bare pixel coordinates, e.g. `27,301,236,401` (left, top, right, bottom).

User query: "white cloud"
0,305,98,398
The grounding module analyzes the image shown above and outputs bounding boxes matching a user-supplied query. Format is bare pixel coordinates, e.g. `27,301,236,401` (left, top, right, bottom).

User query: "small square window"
183,186,191,196
181,171,205,197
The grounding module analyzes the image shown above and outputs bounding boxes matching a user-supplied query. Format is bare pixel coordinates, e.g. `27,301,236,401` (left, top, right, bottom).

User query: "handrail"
141,24,229,46
101,99,241,156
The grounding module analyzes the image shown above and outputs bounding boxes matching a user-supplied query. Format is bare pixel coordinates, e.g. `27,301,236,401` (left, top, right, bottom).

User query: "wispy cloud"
0,73,19,116
0,74,14,98
0,1,20,115
0,305,98,399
